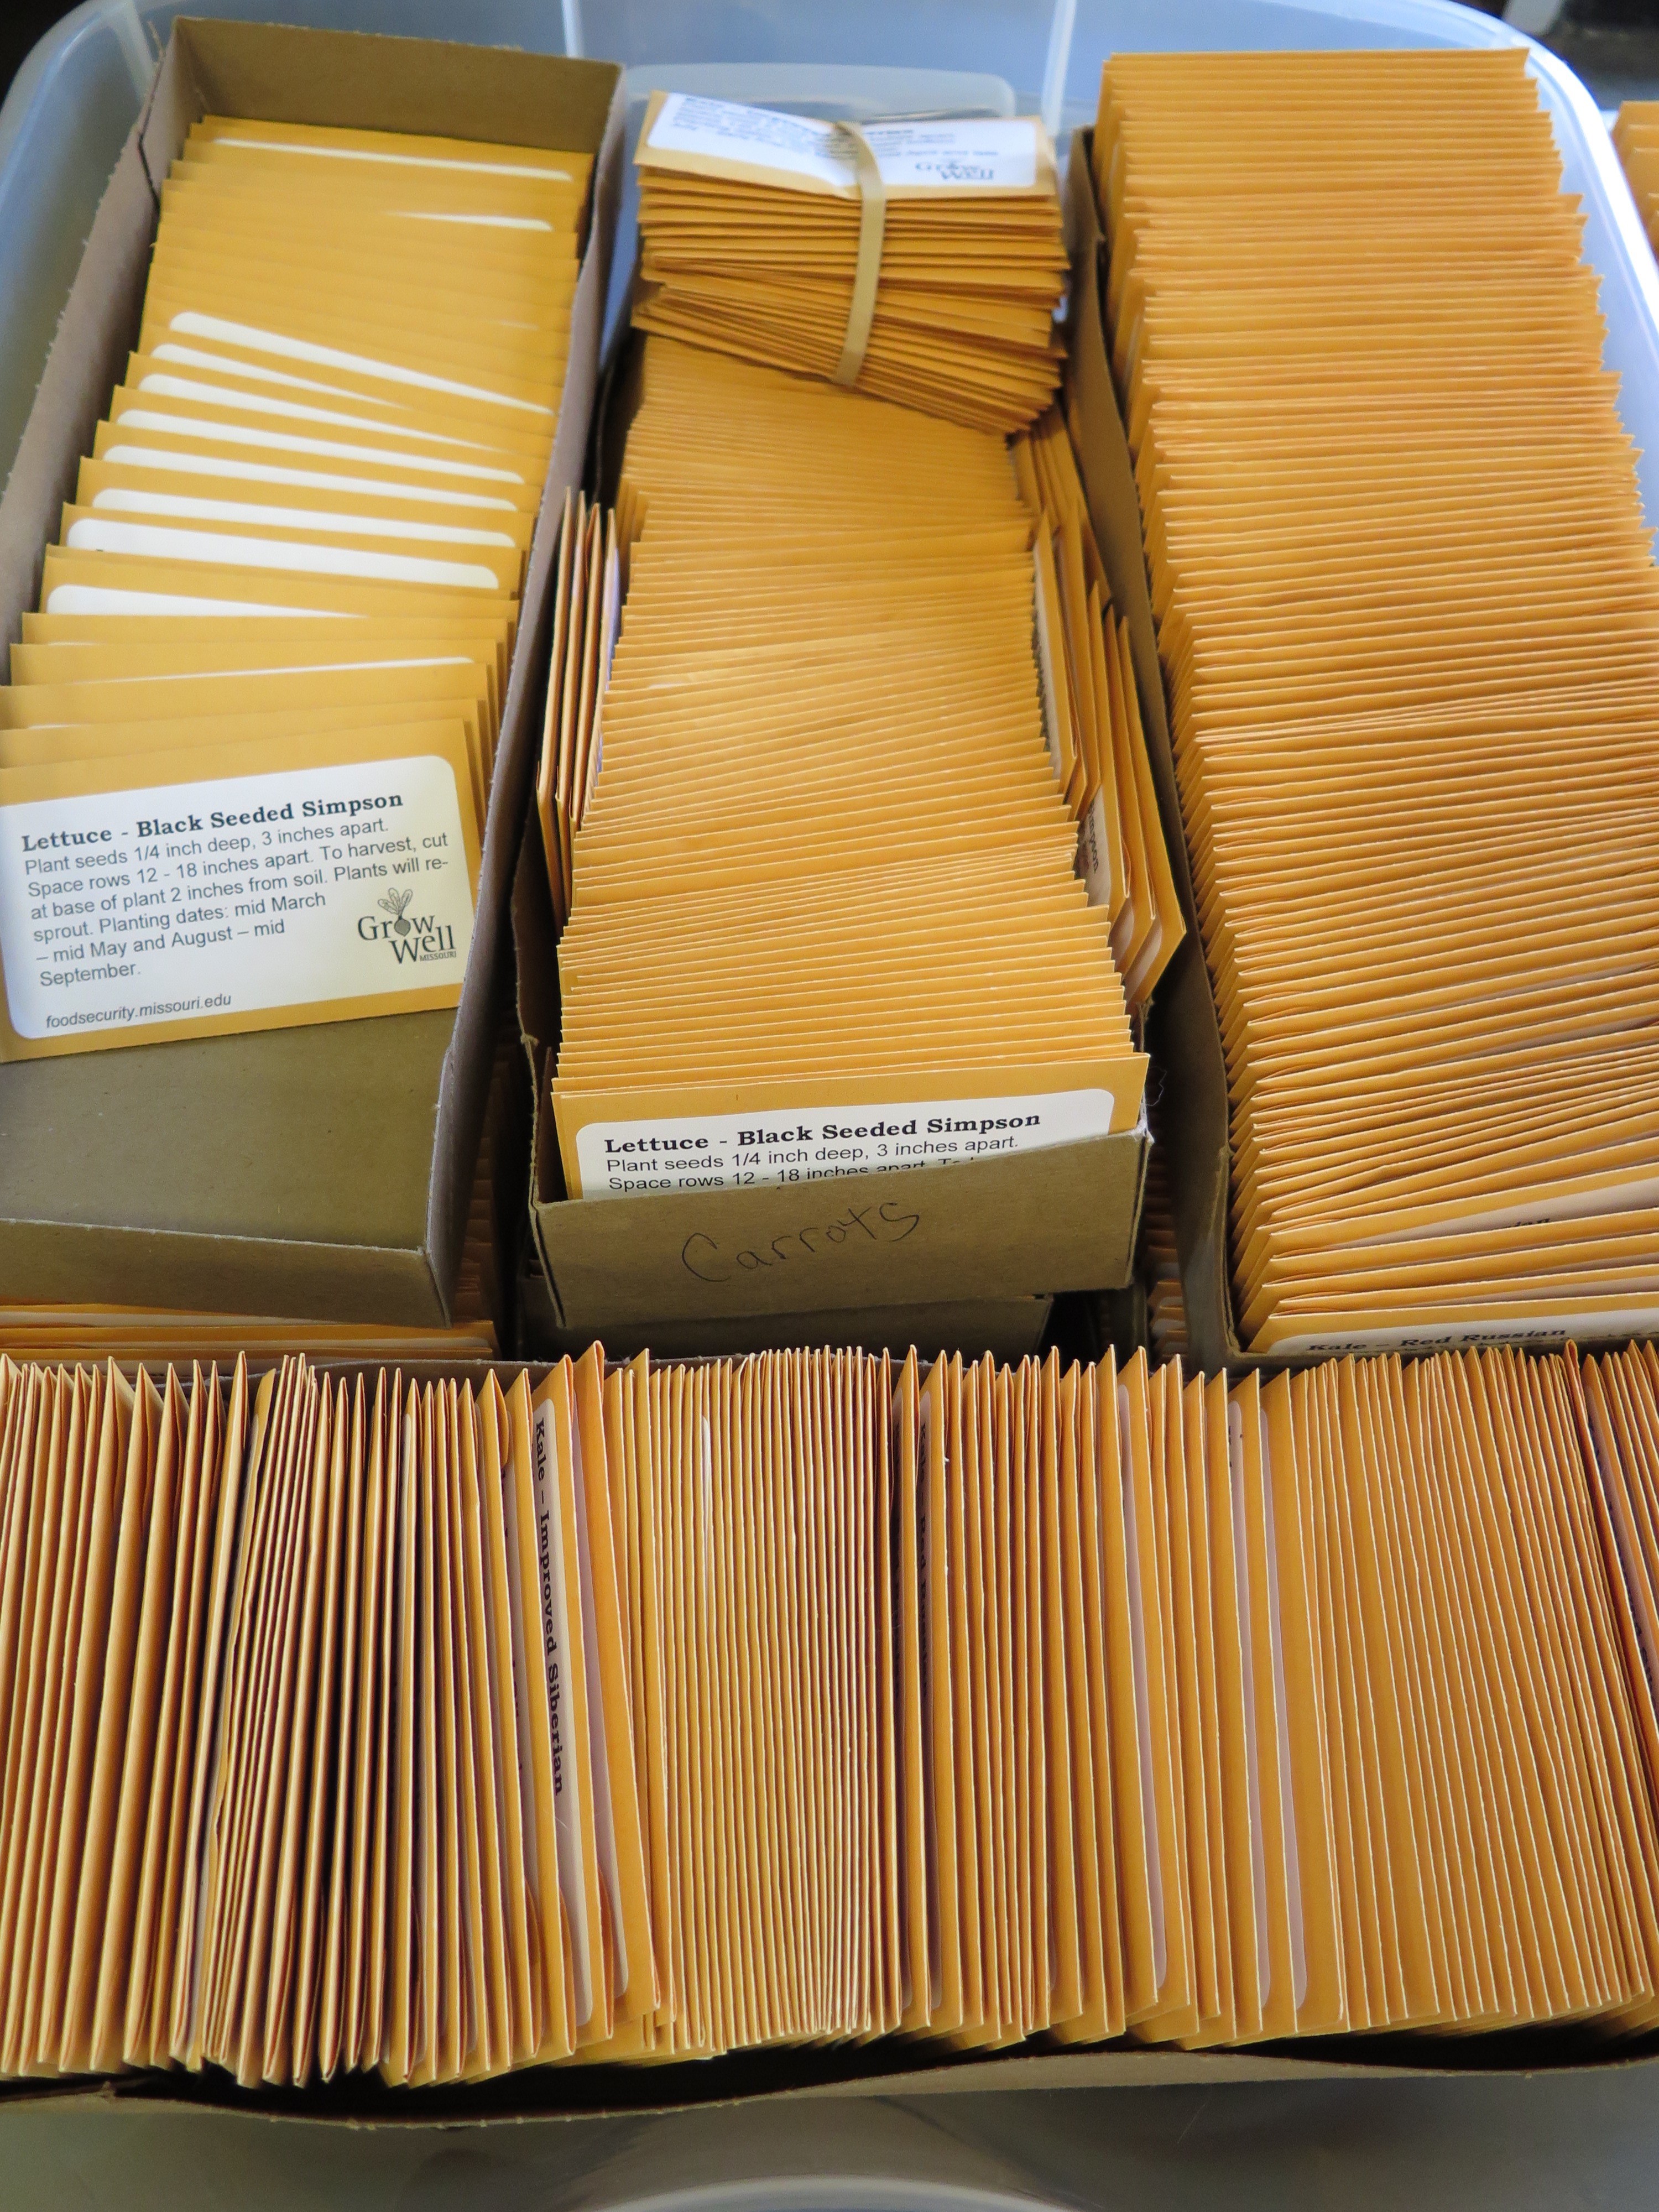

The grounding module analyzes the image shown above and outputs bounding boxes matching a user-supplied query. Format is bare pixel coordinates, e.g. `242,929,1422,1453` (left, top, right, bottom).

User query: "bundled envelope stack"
549,337,1148,1202
632,93,1066,433
1097,49,1659,1354
2,1335,1659,2083
0,114,589,1062
1615,103,1659,252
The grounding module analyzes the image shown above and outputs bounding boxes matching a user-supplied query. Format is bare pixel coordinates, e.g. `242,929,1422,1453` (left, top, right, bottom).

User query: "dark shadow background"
0,2,76,103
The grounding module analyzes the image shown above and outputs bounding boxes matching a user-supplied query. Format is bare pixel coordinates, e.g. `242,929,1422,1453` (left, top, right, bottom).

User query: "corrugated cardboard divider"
0,20,624,1327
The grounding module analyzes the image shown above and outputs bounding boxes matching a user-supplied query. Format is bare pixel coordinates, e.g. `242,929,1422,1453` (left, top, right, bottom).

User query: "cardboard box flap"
143,19,620,199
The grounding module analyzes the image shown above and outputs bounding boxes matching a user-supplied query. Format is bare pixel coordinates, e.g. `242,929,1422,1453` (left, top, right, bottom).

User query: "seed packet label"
574,1087,1115,1199
643,93,1040,194
0,750,472,1045
531,1394,592,2027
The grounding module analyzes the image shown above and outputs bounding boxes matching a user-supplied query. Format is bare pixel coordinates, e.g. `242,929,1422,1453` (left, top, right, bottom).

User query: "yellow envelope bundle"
0,116,592,1062
1097,49,1659,1354
549,336,1149,1202
1,1336,1658,2085
632,92,1067,433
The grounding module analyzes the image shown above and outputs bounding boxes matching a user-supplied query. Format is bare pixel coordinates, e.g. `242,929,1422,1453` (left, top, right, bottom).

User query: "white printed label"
1118,1385,1166,1998
575,1087,1114,1199
646,93,1039,193
532,1396,593,2029
0,754,472,1042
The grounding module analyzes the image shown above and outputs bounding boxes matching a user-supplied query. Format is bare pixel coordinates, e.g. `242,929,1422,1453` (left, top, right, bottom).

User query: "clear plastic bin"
3,0,1657,502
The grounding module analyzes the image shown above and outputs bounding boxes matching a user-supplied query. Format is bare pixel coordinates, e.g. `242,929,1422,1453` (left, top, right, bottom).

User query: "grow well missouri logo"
356,887,458,966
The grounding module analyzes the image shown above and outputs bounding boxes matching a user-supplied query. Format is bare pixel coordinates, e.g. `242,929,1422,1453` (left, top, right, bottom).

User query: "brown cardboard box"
0,19,624,1327
508,326,1149,1356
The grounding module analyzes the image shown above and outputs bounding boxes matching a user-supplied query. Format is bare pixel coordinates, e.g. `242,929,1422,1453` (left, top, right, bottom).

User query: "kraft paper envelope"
94,405,547,491
107,368,554,467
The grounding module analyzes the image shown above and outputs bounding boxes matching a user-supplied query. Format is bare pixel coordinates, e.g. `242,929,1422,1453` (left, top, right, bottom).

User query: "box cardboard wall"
0,18,624,1326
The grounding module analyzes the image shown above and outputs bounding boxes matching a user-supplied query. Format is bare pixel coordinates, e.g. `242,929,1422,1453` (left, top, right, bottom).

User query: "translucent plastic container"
3,0,1658,510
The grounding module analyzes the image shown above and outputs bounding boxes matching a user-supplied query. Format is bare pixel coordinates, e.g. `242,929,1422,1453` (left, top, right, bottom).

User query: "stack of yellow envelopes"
0,116,591,1056
0,1359,252,2078
9,1336,1659,2079
3,1338,1659,2082
1580,1339,1659,1786
1097,49,1659,1355
632,93,1066,433
549,337,1146,1202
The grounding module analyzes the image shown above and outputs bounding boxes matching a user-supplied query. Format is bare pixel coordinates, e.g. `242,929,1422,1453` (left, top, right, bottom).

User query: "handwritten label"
680,1195,921,1285
576,1087,1113,1199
